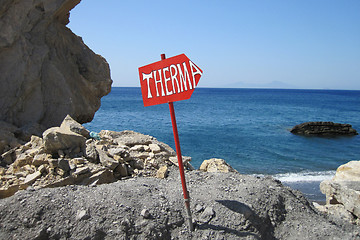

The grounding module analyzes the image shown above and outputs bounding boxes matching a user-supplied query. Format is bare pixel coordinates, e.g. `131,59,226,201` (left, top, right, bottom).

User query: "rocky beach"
0,116,359,239
1,0,360,239
0,159,360,240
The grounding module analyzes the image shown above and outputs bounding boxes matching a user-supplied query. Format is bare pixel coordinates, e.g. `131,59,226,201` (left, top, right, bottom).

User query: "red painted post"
161,53,193,231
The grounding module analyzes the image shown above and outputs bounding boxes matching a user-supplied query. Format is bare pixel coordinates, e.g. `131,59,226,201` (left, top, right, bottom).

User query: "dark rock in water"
0,0,112,130
290,122,358,136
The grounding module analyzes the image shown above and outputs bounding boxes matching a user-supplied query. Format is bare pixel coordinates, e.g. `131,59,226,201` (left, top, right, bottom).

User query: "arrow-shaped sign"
139,54,203,107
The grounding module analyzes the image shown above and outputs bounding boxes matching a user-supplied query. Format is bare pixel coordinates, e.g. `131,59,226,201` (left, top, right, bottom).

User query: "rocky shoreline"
1,168,360,239
0,116,359,239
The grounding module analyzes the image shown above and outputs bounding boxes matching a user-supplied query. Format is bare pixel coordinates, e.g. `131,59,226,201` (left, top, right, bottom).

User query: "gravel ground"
0,167,359,239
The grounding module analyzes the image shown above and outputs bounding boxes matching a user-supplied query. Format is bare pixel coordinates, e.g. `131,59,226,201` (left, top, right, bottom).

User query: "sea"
84,87,360,202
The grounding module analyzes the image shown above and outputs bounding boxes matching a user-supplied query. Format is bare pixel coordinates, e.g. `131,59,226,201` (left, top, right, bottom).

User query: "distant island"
221,81,297,89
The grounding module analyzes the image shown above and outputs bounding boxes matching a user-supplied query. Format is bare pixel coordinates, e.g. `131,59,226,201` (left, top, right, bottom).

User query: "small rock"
76,209,90,221
29,135,43,149
195,204,204,213
73,166,90,175
12,154,33,169
55,168,66,177
114,163,128,177
48,159,58,168
130,145,145,152
149,143,161,153
32,153,49,167
23,171,42,185
1,149,15,165
82,169,115,185
108,147,127,157
57,159,70,172
97,149,119,170
199,158,236,173
156,165,169,179
73,157,86,165
85,143,98,163
26,186,35,191
37,165,47,174
199,207,215,223
141,209,151,219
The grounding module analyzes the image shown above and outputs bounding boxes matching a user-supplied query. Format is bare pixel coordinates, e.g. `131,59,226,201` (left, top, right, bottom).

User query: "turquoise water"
85,87,360,201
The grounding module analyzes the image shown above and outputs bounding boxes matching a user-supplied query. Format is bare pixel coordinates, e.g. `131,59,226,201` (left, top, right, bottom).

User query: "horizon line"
110,86,360,91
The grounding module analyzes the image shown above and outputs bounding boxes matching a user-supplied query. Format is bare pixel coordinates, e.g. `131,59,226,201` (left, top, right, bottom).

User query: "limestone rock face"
333,161,360,181
0,0,112,129
290,122,358,136
319,160,360,224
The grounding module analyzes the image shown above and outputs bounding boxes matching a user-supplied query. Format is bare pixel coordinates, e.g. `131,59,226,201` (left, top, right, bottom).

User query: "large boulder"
333,161,360,181
0,0,112,130
319,161,360,224
199,158,236,173
60,114,90,138
290,122,358,136
42,127,86,155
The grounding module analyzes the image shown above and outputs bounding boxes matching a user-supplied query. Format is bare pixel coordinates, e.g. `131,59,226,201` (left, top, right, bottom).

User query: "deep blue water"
85,87,360,201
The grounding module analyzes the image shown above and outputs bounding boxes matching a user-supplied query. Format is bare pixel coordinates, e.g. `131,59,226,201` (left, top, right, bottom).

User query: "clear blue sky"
68,0,360,90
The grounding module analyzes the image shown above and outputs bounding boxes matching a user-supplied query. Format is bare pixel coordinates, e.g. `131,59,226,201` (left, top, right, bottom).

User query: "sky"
68,0,360,90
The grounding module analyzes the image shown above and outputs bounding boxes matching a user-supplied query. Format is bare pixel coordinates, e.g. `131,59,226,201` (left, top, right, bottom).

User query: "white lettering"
177,62,192,91
189,60,202,88
163,67,173,96
142,72,153,99
153,69,165,97
170,64,180,93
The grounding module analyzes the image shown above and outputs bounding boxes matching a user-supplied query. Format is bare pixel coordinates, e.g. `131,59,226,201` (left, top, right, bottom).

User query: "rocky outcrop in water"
290,122,358,136
0,0,112,132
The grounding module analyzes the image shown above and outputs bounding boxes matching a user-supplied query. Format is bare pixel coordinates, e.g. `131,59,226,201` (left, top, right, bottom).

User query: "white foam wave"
272,170,336,182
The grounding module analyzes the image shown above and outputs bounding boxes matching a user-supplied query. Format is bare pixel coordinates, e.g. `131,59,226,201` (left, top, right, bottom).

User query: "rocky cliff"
0,0,112,130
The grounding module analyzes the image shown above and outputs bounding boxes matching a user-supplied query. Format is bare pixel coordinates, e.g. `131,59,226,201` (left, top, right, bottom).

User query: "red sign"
139,54,203,107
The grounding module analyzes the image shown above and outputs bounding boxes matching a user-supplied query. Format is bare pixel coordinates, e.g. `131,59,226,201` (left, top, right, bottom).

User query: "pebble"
141,209,151,219
76,209,90,221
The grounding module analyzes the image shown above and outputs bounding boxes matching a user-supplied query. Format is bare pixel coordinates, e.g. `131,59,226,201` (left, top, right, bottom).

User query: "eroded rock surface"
0,0,112,130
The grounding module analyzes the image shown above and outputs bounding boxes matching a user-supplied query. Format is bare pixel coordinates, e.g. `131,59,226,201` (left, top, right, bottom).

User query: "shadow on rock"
212,199,276,240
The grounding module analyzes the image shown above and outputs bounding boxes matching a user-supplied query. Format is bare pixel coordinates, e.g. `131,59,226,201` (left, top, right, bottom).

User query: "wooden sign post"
139,53,203,231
